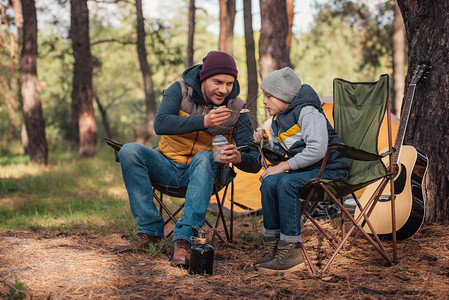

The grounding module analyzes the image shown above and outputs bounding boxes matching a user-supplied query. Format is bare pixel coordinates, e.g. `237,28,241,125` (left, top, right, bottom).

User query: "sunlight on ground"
0,163,50,178
0,235,124,298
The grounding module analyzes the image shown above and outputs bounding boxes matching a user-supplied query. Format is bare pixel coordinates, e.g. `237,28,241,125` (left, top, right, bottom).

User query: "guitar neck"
393,84,416,165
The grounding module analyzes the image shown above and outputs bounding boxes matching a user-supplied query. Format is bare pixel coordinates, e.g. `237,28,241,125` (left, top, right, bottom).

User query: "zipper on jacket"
184,105,207,164
275,117,295,156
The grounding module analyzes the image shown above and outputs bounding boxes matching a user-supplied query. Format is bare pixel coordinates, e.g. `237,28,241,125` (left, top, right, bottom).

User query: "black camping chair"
105,138,236,244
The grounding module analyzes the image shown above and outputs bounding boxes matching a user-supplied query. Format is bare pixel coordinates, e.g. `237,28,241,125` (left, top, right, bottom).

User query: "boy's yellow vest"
158,80,245,165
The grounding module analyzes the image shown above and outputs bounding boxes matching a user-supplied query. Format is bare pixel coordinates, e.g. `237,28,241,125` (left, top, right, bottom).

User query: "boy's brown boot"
254,236,279,267
257,240,306,274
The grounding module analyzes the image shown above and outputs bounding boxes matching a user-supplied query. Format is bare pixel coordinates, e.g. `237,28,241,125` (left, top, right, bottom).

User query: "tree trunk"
286,0,294,55
12,0,29,153
19,0,48,164
218,0,236,54
134,0,157,145
259,0,291,79
392,0,405,117
243,0,258,129
185,0,195,68
70,0,97,157
259,0,291,120
397,0,449,222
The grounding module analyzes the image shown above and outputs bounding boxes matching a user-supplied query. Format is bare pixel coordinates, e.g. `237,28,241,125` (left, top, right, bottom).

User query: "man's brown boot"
170,239,191,267
112,233,162,253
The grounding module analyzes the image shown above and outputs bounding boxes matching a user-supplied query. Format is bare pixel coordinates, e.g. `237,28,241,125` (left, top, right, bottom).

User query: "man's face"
201,74,235,105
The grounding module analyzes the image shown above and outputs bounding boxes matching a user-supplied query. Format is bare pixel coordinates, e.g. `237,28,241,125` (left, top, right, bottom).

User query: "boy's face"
201,74,235,105
262,91,290,116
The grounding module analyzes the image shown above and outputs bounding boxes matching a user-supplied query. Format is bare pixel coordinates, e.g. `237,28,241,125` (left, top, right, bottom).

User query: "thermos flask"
189,236,214,275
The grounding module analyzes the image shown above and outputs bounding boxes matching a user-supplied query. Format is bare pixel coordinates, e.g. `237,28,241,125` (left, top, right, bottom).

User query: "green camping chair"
299,74,397,274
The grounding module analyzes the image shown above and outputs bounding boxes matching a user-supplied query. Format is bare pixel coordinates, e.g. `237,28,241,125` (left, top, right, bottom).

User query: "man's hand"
219,144,242,165
253,128,269,147
204,106,230,128
260,162,291,180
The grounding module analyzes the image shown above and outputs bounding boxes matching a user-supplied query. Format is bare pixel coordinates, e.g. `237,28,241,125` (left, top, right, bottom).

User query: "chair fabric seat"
299,142,392,203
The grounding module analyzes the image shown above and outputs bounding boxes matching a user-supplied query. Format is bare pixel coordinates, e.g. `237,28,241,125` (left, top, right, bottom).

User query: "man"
113,51,261,267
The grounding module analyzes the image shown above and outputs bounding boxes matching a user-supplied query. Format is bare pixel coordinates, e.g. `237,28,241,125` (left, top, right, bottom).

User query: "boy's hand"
260,162,291,179
204,106,230,128
253,129,269,147
220,144,242,165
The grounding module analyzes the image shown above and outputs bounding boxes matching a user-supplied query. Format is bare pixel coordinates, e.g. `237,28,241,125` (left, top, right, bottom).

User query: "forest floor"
1,216,449,299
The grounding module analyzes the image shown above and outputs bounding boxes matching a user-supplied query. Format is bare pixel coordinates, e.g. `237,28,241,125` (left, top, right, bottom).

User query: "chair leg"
230,179,234,241
210,184,230,243
319,182,392,273
341,198,346,250
303,210,338,248
158,191,163,217
347,181,391,253
205,219,225,242
300,242,318,275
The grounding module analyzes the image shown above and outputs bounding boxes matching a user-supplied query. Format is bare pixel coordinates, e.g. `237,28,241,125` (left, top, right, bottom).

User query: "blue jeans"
119,143,219,243
260,168,348,243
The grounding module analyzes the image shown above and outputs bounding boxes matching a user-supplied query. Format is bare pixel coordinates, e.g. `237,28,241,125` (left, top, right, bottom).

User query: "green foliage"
7,277,30,300
1,0,398,145
291,0,396,97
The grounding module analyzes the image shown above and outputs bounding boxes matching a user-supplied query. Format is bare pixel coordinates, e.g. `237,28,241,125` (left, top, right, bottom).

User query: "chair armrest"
104,138,123,151
104,138,123,163
315,143,387,179
327,143,385,161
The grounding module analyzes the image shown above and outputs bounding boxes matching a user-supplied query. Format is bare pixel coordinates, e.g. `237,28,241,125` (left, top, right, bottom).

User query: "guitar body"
355,145,427,240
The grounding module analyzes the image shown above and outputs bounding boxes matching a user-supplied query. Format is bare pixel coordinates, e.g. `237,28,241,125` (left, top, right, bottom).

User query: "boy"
253,67,350,273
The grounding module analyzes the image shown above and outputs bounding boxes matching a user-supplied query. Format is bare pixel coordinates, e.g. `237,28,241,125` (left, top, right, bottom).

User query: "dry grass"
1,216,449,299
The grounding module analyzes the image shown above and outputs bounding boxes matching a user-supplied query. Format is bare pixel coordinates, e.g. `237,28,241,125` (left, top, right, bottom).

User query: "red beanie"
199,51,238,82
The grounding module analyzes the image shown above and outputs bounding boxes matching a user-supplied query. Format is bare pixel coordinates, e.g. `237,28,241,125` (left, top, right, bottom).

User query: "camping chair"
298,74,397,274
104,138,236,244
151,167,236,244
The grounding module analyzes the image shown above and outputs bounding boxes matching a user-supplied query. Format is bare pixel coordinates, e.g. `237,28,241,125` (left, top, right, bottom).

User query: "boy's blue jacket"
269,84,350,172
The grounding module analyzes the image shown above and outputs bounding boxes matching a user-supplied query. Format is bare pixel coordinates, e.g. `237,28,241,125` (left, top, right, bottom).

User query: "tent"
217,99,400,213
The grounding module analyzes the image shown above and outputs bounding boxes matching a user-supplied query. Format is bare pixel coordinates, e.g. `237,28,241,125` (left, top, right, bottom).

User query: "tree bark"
259,0,291,79
218,0,236,54
259,0,291,120
286,0,294,55
397,0,449,222
70,0,97,157
19,0,48,164
392,0,405,117
186,0,195,68
134,0,156,145
12,0,29,153
243,0,258,129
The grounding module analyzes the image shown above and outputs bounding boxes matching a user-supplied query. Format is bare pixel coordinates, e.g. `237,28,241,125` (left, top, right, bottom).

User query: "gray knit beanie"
260,67,302,103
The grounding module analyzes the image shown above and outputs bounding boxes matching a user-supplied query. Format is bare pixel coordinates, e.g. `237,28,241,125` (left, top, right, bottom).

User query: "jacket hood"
283,84,322,114
182,64,240,105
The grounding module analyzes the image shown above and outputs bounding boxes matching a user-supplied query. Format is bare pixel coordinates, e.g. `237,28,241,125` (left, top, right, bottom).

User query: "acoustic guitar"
355,62,430,240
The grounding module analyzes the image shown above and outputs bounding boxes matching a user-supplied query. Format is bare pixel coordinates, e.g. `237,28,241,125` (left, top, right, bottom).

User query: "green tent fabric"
300,74,391,202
